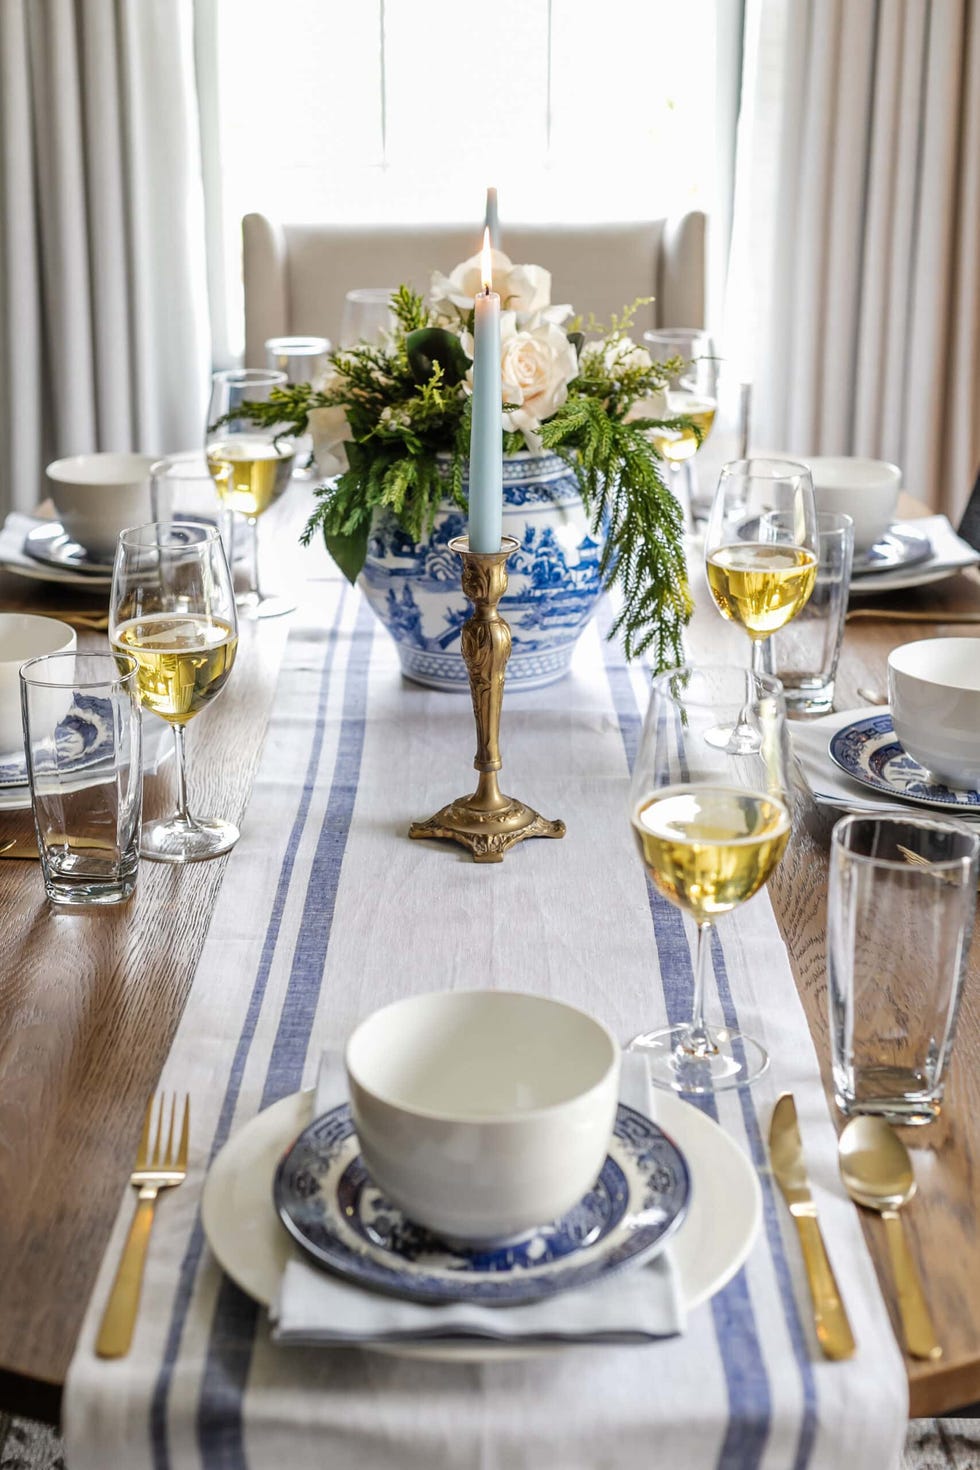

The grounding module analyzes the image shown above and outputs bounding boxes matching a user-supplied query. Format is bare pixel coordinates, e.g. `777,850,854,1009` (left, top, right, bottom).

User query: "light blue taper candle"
484,186,500,249
468,228,503,554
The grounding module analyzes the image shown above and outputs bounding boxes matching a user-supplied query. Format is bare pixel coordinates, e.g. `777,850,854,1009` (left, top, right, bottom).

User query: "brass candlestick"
409,535,565,863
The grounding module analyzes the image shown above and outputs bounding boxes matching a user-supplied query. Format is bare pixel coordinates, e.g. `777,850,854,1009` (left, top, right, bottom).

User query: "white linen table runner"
64,580,907,1470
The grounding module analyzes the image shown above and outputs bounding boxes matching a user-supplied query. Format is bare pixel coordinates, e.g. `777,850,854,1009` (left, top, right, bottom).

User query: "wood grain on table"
1,497,979,1421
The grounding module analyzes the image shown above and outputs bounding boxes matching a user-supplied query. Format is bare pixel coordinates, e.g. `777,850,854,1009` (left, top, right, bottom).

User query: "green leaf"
405,328,471,388
324,518,371,584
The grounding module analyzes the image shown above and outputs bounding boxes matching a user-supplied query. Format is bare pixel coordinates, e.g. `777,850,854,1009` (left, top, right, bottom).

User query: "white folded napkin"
791,706,980,821
272,1050,685,1347
851,514,980,585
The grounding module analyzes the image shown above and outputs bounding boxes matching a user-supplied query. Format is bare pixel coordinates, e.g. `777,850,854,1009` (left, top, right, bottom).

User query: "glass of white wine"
206,368,296,620
705,458,818,673
642,329,719,516
629,664,792,1094
110,522,239,863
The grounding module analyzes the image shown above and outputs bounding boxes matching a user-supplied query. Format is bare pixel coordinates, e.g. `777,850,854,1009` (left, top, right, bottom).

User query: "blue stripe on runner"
195,597,375,1467
600,638,771,1468
599,615,817,1470
149,587,352,1470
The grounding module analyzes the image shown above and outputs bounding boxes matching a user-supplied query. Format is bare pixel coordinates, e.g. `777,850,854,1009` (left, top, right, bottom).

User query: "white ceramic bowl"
46,453,156,560
888,638,980,788
346,990,621,1245
806,457,902,551
0,614,76,755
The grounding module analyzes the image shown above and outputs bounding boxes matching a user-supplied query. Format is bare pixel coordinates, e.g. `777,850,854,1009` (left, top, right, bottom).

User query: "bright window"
211,0,718,352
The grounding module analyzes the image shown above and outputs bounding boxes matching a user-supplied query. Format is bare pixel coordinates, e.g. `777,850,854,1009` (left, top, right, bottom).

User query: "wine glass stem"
248,517,263,602
750,636,768,679
171,723,193,829
687,921,718,1058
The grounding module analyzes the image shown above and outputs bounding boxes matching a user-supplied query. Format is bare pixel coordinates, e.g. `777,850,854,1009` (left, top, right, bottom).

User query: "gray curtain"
0,0,212,516
724,0,980,516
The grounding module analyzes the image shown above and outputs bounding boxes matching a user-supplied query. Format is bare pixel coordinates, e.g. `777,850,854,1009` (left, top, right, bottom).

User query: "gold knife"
769,1093,856,1360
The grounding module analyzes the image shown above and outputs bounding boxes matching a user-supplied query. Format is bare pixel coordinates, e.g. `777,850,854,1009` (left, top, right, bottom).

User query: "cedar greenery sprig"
221,296,697,670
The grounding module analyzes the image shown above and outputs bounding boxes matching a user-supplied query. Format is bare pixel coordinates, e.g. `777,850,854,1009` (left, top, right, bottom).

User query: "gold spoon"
838,1115,942,1360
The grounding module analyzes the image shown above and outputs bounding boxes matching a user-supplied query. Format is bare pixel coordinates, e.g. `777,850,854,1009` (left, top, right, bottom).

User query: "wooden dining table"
1,489,978,1426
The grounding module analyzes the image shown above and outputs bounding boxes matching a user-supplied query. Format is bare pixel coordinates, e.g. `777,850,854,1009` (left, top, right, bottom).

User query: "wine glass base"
236,591,296,621
628,1025,769,1095
141,815,240,864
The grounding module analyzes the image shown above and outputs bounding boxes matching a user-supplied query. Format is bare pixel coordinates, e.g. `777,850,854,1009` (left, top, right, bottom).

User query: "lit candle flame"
480,227,493,293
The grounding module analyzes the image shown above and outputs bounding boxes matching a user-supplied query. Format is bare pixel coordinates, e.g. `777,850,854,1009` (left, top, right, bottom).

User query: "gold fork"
96,1092,190,1358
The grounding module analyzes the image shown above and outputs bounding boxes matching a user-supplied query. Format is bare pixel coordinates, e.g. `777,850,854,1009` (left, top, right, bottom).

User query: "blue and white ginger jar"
358,451,605,691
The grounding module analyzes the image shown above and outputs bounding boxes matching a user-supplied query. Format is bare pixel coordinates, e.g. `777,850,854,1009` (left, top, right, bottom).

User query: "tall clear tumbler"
20,651,142,905
828,813,979,1124
765,511,854,716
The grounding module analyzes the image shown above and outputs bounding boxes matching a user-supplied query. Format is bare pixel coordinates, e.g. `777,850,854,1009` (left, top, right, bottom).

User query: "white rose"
308,403,353,477
430,248,516,316
501,263,551,315
430,252,556,320
498,312,579,445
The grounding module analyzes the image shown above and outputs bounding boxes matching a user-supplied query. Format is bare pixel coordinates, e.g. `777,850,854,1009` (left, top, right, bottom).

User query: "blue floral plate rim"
828,712,980,810
273,1100,690,1306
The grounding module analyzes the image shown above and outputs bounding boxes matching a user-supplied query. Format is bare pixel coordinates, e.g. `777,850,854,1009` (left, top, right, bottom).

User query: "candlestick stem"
409,536,565,863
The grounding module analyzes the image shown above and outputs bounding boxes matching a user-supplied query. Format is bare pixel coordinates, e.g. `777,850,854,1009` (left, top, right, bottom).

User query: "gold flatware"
838,1115,942,1360
847,608,980,624
769,1092,856,1359
96,1092,190,1359
0,842,39,859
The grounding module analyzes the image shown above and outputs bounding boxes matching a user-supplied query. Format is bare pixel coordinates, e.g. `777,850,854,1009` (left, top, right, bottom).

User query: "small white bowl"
806,457,902,552
888,638,980,788
346,990,621,1245
0,614,76,754
46,453,156,560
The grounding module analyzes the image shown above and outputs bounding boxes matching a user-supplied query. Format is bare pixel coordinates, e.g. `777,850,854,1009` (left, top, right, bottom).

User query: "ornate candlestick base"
409,536,565,864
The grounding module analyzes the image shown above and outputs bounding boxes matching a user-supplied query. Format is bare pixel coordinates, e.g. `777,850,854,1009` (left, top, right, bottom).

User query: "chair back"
242,214,706,366
957,467,980,552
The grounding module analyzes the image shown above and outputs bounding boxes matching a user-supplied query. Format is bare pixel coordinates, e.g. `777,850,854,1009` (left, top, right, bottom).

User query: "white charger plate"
201,1087,762,1361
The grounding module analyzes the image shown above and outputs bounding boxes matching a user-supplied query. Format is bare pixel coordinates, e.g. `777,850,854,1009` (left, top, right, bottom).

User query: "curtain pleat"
728,0,980,516
0,0,45,506
946,0,980,505
0,0,210,515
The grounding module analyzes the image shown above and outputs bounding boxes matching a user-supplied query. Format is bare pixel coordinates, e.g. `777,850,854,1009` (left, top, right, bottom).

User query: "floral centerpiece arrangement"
238,247,696,673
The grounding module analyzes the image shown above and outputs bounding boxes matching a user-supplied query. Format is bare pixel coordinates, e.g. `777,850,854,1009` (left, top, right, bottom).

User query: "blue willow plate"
0,693,117,789
829,712,980,811
849,524,933,578
274,1102,690,1306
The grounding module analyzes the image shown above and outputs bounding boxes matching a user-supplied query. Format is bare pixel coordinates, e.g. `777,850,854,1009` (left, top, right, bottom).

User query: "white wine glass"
705,457,818,669
110,522,239,863
642,328,719,516
206,368,296,619
629,664,791,1094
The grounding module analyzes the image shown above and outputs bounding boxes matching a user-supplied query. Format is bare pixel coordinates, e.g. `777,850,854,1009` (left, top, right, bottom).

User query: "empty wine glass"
206,368,296,619
629,664,791,1093
264,338,331,479
340,288,397,347
110,522,239,863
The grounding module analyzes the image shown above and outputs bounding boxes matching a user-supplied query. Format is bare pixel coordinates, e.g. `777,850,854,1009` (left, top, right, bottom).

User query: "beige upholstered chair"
242,213,707,366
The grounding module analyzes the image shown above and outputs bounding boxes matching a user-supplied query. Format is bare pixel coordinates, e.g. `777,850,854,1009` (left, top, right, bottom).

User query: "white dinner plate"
0,557,113,589
201,1087,762,1362
848,564,969,596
